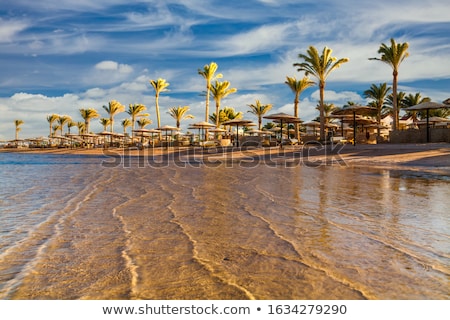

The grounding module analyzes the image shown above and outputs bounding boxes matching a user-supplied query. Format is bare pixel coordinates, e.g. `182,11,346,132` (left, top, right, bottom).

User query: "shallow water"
0,152,448,299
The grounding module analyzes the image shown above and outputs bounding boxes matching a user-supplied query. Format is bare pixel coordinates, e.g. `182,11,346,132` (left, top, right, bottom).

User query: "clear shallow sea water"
0,152,448,300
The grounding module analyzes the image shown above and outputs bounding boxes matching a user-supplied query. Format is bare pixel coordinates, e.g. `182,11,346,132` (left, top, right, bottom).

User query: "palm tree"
247,100,272,130
285,75,315,138
127,104,148,138
220,107,243,134
369,38,409,131
403,93,431,120
149,78,169,130
99,118,111,131
46,114,59,138
136,117,152,129
67,120,76,135
77,122,86,135
386,91,407,128
14,119,24,142
57,115,71,136
102,100,125,133
209,110,228,127
363,83,392,137
294,46,349,140
52,124,61,137
210,80,237,127
320,103,337,123
121,118,132,136
198,62,223,122
167,106,194,128
79,108,100,134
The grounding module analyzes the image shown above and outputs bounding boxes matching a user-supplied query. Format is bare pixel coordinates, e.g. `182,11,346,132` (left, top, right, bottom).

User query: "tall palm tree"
285,75,315,138
149,78,169,130
14,119,24,142
167,106,194,128
369,38,409,131
127,104,148,138
57,115,71,136
247,100,272,130
47,114,59,138
79,108,100,134
210,80,237,127
198,62,223,122
294,46,349,140
102,100,125,133
363,83,392,137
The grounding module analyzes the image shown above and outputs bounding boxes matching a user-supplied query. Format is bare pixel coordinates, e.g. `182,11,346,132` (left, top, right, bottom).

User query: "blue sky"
1,0,450,139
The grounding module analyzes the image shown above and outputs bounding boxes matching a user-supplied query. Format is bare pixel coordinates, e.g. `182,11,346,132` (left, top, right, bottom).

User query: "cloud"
95,61,133,73
0,18,28,43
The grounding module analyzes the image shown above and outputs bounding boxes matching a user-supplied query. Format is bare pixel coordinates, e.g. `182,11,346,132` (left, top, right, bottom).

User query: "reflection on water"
0,153,448,299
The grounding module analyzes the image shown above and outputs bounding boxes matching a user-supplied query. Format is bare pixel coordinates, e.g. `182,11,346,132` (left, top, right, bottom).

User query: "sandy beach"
3,142,450,172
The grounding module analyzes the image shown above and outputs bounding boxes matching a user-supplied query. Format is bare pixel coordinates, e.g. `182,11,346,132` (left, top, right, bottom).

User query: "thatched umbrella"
404,101,449,142
332,105,376,145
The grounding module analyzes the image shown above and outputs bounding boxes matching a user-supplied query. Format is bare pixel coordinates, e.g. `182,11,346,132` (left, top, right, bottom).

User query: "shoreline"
2,142,450,174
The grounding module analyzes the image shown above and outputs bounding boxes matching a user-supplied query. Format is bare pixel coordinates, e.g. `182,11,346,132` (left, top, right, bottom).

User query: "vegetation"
247,100,272,130
6,38,449,143
149,78,169,130
363,83,392,137
14,119,24,141
370,38,410,131
198,62,223,124
293,46,349,141
167,106,194,129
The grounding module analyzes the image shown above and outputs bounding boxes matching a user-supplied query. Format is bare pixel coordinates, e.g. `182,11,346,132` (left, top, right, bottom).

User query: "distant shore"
2,142,450,173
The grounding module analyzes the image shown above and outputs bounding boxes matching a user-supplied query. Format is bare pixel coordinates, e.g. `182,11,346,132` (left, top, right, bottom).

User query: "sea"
0,151,448,300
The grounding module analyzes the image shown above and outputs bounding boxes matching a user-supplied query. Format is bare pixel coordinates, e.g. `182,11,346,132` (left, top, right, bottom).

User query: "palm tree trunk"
319,82,325,141
215,101,220,128
205,82,210,122
294,92,299,140
392,71,398,131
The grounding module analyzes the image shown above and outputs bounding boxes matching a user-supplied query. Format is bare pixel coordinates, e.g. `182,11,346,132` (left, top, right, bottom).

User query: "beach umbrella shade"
332,105,376,145
263,113,300,147
190,121,215,142
156,125,180,149
404,101,450,142
222,119,254,147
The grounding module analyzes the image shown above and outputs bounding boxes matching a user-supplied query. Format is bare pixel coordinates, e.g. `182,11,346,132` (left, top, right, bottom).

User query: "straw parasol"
156,125,180,149
189,121,215,142
222,119,254,147
332,105,376,145
404,101,450,142
263,112,300,147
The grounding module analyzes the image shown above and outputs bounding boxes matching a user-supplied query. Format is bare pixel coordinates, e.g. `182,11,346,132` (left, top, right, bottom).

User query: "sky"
1,0,450,140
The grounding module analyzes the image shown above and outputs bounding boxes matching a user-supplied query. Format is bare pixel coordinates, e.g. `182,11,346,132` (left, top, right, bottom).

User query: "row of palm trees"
12,38,421,143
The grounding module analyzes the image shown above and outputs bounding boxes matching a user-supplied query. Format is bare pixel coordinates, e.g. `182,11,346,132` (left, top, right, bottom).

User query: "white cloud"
95,61,133,74
0,19,28,43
